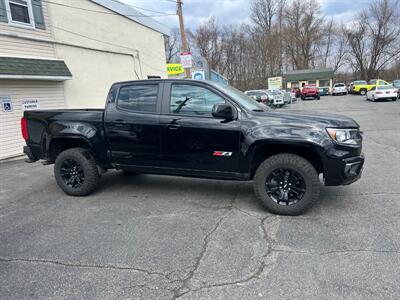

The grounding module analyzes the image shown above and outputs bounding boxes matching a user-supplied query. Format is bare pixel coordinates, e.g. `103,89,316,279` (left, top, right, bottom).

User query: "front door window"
170,84,225,116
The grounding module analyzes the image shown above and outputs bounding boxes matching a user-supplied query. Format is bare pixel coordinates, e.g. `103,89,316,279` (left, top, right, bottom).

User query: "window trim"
5,0,35,29
115,82,161,115
164,82,238,119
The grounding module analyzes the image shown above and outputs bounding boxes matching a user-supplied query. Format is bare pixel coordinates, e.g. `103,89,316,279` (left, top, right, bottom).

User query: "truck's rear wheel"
360,89,367,96
253,154,320,215
54,148,100,196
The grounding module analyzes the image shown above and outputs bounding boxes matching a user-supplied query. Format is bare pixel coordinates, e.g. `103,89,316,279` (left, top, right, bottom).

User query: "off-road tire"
360,89,367,96
253,154,320,215
54,148,100,196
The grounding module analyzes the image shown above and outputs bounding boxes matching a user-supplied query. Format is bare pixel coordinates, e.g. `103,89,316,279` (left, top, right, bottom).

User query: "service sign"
22,99,40,111
167,63,184,75
180,52,193,69
1,96,13,113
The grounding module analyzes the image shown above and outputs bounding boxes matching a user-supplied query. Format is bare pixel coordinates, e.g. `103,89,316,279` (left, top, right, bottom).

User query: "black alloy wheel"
265,168,306,206
54,148,100,196
253,153,320,215
60,159,85,188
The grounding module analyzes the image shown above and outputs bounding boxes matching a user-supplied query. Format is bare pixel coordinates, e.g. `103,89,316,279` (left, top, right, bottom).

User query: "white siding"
48,0,167,108
0,80,65,159
0,1,56,58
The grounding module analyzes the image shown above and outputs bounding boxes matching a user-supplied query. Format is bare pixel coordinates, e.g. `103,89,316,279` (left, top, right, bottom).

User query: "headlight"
326,128,362,145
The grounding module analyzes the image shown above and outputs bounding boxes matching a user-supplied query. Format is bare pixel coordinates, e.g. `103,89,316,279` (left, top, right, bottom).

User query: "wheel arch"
49,136,94,163
248,142,324,179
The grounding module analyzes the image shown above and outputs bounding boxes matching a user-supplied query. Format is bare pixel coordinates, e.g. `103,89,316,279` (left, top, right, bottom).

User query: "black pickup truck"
22,79,364,215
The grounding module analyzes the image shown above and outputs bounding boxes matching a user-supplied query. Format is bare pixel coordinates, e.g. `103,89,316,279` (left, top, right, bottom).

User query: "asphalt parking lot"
1,94,399,299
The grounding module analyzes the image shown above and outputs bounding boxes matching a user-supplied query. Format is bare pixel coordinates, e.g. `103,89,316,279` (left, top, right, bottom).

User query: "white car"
332,83,347,96
265,89,285,107
366,85,398,102
244,90,269,104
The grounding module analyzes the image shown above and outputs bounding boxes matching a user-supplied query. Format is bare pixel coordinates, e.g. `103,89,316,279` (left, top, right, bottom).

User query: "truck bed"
24,109,107,163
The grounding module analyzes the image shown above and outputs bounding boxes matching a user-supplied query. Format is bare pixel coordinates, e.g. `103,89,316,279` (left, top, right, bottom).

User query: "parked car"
301,84,320,100
278,89,292,104
332,83,348,96
366,85,398,102
265,89,285,108
349,80,368,94
244,90,269,105
22,79,364,216
353,79,390,95
392,80,400,99
286,88,297,102
292,87,302,98
318,87,329,96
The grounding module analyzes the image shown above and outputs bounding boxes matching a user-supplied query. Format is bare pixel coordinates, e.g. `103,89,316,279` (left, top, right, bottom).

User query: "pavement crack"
174,214,279,298
173,188,240,298
271,248,400,255
0,256,169,278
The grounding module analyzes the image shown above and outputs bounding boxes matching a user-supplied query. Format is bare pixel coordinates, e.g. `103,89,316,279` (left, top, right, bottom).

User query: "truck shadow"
93,171,345,215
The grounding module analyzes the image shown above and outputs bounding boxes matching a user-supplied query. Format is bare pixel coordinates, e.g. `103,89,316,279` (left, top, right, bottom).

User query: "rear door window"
117,84,158,112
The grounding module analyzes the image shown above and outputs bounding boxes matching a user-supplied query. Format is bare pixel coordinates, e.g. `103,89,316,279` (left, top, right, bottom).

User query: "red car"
301,84,320,100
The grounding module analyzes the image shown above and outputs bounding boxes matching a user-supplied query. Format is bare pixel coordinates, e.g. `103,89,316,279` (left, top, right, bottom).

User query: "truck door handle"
114,119,127,126
167,124,180,130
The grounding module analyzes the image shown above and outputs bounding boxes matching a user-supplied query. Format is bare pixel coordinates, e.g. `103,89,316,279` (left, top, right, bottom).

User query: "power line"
42,0,176,17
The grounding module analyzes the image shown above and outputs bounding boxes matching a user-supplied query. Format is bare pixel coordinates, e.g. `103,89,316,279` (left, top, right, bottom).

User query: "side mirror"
212,104,234,120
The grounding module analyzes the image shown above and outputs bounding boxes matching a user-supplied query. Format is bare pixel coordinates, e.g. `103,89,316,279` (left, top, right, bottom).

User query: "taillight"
376,91,382,94
21,117,29,140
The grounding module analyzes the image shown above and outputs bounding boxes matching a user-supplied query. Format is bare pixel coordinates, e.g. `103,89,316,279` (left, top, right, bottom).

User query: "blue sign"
1,96,13,113
192,70,205,81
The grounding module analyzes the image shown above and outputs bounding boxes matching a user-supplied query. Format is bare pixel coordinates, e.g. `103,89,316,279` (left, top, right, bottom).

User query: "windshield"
213,83,268,111
393,80,400,87
247,91,266,97
267,89,281,95
377,85,395,90
354,80,367,85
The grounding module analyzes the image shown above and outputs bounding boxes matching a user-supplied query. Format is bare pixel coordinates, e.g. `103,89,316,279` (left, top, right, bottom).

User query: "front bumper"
324,154,365,186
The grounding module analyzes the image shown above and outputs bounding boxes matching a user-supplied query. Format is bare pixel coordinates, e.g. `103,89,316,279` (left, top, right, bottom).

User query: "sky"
120,0,371,32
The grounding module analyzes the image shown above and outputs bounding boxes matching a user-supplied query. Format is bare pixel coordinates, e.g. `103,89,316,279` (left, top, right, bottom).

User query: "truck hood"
253,110,359,128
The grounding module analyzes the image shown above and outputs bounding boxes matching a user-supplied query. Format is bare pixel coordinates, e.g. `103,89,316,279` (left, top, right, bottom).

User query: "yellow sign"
167,64,184,75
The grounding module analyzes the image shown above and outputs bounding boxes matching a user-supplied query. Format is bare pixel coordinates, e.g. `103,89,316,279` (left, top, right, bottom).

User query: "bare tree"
283,0,324,70
250,0,281,33
165,28,180,63
189,17,225,72
344,0,400,80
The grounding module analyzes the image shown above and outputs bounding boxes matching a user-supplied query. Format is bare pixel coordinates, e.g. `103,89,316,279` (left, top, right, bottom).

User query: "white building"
0,0,169,159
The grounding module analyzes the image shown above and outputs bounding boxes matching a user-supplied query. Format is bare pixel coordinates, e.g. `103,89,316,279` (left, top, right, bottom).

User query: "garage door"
0,80,65,160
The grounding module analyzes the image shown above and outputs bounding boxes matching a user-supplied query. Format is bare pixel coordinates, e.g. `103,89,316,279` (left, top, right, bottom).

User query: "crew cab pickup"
301,84,320,100
352,79,391,95
22,80,364,215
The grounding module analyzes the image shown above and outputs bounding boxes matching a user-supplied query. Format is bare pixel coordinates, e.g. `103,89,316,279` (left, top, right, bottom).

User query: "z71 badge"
213,151,233,157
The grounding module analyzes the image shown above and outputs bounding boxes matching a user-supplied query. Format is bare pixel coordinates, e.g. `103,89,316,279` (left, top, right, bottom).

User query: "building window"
6,0,34,27
319,79,330,87
308,80,316,85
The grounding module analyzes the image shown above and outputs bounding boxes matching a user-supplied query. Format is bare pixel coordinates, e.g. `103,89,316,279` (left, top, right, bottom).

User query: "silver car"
265,89,285,108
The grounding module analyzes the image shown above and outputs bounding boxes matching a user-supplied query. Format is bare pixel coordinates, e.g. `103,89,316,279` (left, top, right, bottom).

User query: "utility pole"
177,0,191,78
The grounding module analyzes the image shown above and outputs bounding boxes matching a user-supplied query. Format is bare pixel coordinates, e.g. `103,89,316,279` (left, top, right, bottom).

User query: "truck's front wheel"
54,148,100,196
253,154,320,215
360,89,367,96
